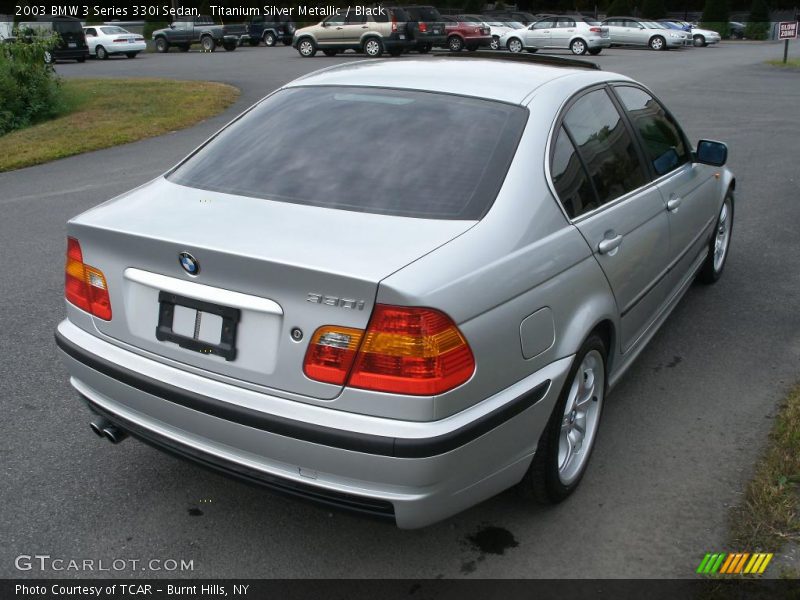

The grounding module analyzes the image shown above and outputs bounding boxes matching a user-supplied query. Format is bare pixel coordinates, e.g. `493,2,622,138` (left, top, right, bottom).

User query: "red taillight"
590,27,602,32
112,38,127,43
392,14,398,32
64,237,112,320
304,305,475,396
419,22,427,33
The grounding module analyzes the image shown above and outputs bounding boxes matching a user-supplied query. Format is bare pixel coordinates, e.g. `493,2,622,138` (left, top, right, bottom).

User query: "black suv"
18,16,88,63
244,15,295,46
397,5,446,52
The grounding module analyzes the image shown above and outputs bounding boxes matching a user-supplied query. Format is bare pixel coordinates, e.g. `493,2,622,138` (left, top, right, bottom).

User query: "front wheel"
693,34,706,47
363,37,383,57
649,35,665,51
519,334,606,503
490,35,500,50
95,45,108,60
297,38,316,57
570,38,587,55
154,37,169,53
699,192,734,284
507,38,523,53
264,32,277,47
448,36,464,52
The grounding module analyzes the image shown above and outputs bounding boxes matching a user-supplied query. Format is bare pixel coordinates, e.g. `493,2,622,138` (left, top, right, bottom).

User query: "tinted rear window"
168,86,527,220
53,20,82,34
407,7,442,21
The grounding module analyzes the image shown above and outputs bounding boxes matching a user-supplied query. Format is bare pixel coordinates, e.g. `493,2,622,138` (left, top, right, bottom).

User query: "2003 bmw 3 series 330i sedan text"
56,57,735,528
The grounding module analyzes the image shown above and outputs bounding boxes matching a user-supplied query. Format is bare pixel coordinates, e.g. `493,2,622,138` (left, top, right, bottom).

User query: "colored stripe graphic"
698,553,774,575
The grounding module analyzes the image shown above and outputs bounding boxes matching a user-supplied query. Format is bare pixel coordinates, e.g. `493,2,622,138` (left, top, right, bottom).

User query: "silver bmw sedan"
56,56,735,528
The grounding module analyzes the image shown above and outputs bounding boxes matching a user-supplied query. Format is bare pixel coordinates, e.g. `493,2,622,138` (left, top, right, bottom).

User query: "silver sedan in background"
56,56,735,528
602,17,686,50
501,15,611,55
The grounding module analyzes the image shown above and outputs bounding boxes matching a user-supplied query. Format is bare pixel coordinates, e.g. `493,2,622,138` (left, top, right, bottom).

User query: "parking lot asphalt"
1,41,799,579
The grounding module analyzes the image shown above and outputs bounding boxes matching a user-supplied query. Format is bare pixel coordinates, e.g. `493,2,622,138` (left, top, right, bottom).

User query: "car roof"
287,58,617,106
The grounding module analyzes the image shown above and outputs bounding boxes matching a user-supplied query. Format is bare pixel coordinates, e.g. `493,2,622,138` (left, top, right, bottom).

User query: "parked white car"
83,25,146,59
500,16,611,56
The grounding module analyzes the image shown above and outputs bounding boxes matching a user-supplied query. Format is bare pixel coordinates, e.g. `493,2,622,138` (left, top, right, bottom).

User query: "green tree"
701,0,730,37
744,0,770,39
606,0,634,16
641,0,667,18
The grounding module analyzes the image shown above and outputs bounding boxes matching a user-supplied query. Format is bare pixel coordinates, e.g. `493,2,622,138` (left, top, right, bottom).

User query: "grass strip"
0,78,238,172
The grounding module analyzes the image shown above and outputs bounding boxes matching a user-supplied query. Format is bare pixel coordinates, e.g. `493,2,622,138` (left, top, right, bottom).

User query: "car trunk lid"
68,178,475,401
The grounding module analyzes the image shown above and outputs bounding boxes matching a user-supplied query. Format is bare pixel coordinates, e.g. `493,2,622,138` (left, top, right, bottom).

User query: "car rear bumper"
107,42,146,54
587,37,612,49
55,319,571,528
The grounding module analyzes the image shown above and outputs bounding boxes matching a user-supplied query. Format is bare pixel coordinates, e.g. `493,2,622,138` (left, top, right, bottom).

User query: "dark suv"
244,15,295,46
18,16,88,63
399,5,446,52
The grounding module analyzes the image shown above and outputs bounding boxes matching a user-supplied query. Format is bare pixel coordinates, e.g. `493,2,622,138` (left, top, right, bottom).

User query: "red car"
440,16,492,52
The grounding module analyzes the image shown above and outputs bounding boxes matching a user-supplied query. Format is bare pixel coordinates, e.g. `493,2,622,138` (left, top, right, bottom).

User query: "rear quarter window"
168,86,527,220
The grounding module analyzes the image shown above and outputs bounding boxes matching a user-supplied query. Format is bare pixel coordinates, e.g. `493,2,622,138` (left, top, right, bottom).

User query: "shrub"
143,21,170,40
701,0,731,37
606,0,633,17
0,32,62,135
744,0,771,40
641,0,668,19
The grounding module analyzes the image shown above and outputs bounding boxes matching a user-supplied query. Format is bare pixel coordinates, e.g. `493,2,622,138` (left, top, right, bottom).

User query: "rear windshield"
100,26,128,34
407,7,442,21
168,86,527,220
53,20,83,34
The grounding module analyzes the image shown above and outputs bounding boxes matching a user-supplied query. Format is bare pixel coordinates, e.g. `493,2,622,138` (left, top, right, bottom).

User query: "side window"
85,28,96,36
557,19,576,28
615,86,689,177
533,20,554,29
345,13,366,24
325,14,346,26
551,127,597,219
562,88,647,207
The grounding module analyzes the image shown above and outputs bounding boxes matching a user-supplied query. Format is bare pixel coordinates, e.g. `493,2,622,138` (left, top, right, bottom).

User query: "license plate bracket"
156,291,240,361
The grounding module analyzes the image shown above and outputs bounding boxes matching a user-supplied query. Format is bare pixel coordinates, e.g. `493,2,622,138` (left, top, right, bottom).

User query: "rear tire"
518,334,607,504
570,38,587,55
200,36,215,52
693,34,706,47
699,191,734,284
490,35,500,50
297,37,316,57
96,45,108,60
264,32,277,47
448,35,464,52
363,37,383,57
155,37,169,53
507,37,523,53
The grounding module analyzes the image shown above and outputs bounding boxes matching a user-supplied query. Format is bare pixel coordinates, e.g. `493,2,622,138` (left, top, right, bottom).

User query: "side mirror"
696,140,728,166
169,24,176,29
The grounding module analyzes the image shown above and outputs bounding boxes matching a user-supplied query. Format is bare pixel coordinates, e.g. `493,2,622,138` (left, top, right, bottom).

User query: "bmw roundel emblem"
179,252,199,276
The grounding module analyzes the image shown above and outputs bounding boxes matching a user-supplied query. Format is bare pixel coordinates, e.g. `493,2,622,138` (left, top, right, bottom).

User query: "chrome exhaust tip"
102,424,128,444
90,417,111,438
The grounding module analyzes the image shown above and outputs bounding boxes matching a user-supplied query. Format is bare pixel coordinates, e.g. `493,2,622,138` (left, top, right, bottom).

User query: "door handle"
598,234,623,255
361,26,368,29
666,197,682,211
